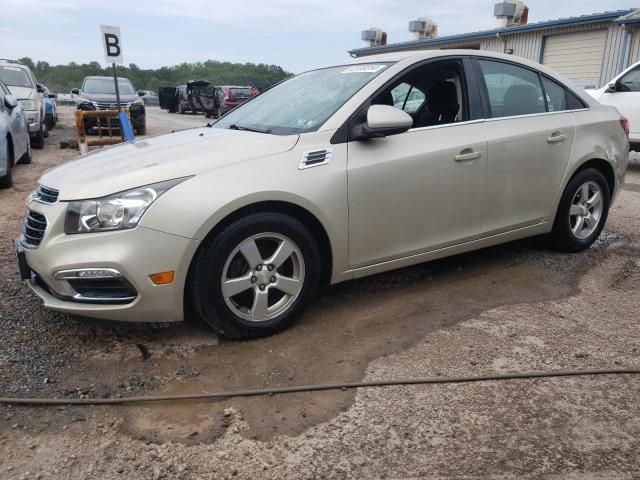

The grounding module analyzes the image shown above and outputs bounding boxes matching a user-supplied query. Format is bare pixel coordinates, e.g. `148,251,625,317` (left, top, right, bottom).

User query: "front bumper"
18,199,199,323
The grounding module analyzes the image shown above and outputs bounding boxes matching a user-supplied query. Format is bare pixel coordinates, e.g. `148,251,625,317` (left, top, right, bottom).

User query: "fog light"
149,271,174,285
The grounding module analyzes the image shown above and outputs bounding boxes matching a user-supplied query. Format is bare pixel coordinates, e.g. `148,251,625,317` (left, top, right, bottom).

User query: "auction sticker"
342,65,387,74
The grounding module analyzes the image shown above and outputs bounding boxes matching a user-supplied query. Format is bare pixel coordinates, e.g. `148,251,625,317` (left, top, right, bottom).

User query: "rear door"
597,65,640,140
475,58,576,235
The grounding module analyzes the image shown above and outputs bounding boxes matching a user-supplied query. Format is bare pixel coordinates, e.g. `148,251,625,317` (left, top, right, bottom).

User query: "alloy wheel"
221,233,305,322
569,180,604,240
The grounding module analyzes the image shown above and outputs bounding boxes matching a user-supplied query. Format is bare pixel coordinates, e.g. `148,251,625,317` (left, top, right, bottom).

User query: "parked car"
138,90,159,106
586,61,640,151
15,51,628,340
217,85,255,116
0,60,46,148
42,85,57,131
159,82,212,114
0,80,31,188
72,76,146,135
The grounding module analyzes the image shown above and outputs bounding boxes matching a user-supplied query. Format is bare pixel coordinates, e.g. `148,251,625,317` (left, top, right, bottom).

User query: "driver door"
347,58,487,269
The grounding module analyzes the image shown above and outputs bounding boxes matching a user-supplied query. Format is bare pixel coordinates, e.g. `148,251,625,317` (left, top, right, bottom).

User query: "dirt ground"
0,106,639,479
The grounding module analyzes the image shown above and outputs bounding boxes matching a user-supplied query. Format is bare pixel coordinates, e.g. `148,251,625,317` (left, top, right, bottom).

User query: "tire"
18,139,31,165
45,113,54,131
135,123,146,136
43,120,49,138
189,212,321,339
0,141,13,189
31,123,45,149
550,168,610,252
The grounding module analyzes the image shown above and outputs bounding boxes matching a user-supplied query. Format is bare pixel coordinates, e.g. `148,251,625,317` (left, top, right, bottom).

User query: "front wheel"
189,212,321,339
551,168,610,252
31,123,45,149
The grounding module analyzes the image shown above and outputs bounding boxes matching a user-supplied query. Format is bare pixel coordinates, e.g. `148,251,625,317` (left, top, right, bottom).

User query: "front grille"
34,185,59,204
22,210,47,248
95,101,131,110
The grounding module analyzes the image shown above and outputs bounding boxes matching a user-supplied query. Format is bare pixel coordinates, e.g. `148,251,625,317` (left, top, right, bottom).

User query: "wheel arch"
570,158,615,196
186,200,334,291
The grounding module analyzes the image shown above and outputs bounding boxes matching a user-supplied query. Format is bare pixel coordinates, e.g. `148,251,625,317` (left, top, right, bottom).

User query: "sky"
1,1,638,73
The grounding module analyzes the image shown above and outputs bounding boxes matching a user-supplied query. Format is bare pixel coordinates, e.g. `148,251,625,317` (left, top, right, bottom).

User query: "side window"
390,82,426,113
619,67,640,92
541,77,567,112
478,60,546,118
371,60,466,129
567,90,586,110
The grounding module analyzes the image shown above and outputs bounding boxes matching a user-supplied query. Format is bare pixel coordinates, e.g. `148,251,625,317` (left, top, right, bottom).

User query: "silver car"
0,61,46,148
16,51,629,339
0,80,31,188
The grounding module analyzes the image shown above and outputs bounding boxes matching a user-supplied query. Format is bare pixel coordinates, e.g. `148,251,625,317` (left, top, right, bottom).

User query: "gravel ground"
0,106,639,479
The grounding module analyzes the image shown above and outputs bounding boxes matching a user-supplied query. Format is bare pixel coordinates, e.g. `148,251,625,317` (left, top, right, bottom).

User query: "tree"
22,58,293,93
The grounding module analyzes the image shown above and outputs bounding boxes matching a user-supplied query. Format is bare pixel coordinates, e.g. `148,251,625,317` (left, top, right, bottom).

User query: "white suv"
0,61,47,148
587,61,640,151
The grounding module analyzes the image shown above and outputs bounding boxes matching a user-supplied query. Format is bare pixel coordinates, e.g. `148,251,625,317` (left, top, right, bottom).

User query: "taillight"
620,116,630,137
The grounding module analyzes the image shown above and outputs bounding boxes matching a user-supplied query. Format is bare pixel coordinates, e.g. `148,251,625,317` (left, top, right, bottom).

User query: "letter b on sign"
100,25,123,64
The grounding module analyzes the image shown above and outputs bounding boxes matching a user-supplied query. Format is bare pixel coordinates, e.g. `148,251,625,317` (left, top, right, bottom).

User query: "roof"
349,8,638,57
614,8,640,24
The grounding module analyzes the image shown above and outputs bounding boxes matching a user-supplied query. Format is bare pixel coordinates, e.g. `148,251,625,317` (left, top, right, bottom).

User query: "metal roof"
349,8,638,57
614,8,640,24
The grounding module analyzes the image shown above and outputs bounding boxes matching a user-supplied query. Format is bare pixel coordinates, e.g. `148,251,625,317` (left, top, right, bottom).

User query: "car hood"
40,127,299,200
7,86,36,100
78,93,141,103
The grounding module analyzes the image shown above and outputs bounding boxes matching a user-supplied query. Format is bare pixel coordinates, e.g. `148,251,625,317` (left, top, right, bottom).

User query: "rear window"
230,88,252,98
0,66,33,88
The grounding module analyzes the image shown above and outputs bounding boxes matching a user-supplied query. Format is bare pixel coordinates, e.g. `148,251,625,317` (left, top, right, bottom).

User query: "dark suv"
73,76,146,135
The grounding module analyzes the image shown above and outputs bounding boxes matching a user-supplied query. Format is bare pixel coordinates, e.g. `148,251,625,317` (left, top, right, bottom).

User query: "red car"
217,86,255,116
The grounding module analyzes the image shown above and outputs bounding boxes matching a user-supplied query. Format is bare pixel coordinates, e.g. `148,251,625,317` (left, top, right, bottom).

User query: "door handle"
454,150,482,162
547,133,567,144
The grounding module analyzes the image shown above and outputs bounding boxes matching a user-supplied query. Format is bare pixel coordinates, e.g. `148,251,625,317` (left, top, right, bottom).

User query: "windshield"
82,78,136,95
214,63,391,135
0,66,34,88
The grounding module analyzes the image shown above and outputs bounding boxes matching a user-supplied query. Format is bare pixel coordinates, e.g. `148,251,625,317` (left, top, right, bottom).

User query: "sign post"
100,25,134,141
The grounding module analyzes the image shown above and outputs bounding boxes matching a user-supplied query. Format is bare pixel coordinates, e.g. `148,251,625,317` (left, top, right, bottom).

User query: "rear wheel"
551,168,610,252
189,212,321,339
0,141,13,189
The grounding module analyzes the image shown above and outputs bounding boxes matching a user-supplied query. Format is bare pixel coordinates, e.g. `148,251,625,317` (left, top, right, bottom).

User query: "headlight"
19,99,37,111
64,178,189,234
76,97,96,106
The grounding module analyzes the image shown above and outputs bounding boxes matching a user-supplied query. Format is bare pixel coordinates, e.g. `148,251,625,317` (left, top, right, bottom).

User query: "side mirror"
4,95,18,110
352,104,414,140
605,82,617,93
137,91,146,96
36,84,45,93
71,88,80,95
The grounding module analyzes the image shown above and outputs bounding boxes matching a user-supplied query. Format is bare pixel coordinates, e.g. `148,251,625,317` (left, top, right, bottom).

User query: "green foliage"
19,57,293,93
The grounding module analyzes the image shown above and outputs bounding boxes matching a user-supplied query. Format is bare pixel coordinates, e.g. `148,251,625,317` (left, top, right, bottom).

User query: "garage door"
542,30,607,88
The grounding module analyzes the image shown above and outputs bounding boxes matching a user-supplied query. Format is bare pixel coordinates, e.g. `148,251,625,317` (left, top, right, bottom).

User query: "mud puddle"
72,239,603,445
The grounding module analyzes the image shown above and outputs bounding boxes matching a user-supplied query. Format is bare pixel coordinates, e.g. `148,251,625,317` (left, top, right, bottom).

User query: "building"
349,8,640,89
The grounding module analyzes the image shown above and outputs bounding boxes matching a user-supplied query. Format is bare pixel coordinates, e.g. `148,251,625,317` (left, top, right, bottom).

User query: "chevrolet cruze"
16,51,629,339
